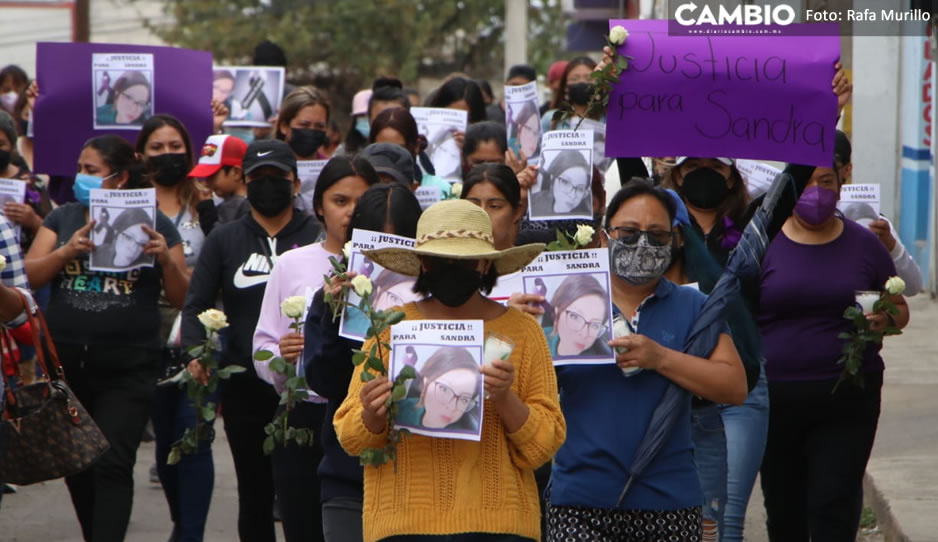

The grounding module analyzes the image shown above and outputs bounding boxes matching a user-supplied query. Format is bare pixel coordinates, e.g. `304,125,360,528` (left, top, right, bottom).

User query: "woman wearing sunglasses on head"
544,179,745,542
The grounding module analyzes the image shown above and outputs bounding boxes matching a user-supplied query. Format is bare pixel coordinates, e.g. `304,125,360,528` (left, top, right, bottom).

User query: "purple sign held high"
605,20,839,167
34,42,213,176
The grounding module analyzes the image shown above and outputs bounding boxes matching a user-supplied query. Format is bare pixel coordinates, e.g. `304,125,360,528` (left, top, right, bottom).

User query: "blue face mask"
74,172,116,206
355,116,370,139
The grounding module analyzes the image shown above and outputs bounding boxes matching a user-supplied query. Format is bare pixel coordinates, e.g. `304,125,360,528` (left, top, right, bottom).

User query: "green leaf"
216,365,246,379
202,405,217,422
361,371,375,382
367,357,385,373
254,350,274,361
263,436,275,455
264,423,276,436
352,350,367,366
398,364,416,380
837,332,853,340
279,394,289,406
286,427,296,440
844,306,862,319
365,326,376,339
296,434,306,446
385,310,406,326
269,357,288,374
359,449,373,465
287,375,306,389
391,383,407,402
372,450,386,465
167,447,182,466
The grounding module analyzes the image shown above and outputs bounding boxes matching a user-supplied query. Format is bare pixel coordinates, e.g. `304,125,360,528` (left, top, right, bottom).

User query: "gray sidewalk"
865,294,938,542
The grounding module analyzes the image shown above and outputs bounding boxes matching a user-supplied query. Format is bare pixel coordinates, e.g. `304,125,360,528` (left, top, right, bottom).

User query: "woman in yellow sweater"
334,199,566,542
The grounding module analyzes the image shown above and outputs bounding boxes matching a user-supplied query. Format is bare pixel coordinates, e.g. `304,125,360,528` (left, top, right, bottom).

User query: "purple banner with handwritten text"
606,20,839,166
34,42,213,176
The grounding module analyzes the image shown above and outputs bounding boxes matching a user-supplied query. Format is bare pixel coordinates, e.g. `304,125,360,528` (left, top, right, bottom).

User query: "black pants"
272,400,326,542
760,372,883,542
221,373,279,542
59,343,160,542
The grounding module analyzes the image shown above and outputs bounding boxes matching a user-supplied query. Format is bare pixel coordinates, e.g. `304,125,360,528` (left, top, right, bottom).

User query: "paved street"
1,297,934,542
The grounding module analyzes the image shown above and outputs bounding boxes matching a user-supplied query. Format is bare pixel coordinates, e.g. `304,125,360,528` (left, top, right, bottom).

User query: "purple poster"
605,20,839,167
34,42,213,176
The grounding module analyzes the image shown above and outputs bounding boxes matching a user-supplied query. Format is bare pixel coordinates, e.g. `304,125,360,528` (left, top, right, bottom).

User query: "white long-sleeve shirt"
884,218,923,296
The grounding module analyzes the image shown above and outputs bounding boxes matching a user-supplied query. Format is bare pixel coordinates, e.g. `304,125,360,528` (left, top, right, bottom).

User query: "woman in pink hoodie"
252,155,378,542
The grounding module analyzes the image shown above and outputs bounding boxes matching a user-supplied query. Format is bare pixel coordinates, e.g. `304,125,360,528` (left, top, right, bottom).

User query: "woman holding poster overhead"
334,199,565,542
545,180,745,542
24,135,188,542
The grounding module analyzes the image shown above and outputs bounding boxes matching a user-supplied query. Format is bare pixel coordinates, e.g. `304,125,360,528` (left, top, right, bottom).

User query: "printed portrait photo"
506,99,541,161
93,70,153,129
216,67,285,127
391,345,484,441
528,148,593,221
523,272,614,363
89,206,154,271
424,124,463,182
340,253,421,340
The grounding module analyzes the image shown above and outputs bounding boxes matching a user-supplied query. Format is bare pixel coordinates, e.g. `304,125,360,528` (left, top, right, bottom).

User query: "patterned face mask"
608,234,672,285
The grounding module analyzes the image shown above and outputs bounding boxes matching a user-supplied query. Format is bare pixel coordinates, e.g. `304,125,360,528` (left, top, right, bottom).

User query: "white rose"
198,309,229,332
885,276,906,296
342,241,352,261
280,296,307,319
574,224,595,246
609,25,629,46
0,254,6,273
451,183,463,198
350,274,373,298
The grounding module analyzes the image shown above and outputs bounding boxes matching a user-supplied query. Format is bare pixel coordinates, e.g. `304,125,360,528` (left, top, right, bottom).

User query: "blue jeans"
719,370,770,542
692,402,728,541
153,376,217,542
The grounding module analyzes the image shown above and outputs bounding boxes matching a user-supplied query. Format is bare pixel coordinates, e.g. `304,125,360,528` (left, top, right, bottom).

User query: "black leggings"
59,343,160,542
272,400,325,542
760,372,882,542
221,373,279,542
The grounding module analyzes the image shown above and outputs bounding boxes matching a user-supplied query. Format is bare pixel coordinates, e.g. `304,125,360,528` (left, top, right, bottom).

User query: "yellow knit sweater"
334,303,566,542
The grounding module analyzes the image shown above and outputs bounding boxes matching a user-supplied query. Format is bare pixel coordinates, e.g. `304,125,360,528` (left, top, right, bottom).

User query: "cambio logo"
675,2,796,26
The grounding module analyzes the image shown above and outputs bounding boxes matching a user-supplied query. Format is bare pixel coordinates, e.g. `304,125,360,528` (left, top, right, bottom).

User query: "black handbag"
0,290,110,486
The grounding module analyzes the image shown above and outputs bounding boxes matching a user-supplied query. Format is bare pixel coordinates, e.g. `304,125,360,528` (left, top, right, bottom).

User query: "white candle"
855,290,880,314
484,334,514,365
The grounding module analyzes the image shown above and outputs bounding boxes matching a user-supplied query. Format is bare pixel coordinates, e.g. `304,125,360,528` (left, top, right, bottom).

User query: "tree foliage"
144,0,567,86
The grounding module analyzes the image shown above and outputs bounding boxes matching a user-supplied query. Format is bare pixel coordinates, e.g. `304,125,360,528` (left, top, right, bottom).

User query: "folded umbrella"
616,163,814,506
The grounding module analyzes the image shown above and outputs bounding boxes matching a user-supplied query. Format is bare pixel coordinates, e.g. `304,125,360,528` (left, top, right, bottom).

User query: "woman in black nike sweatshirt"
181,139,321,542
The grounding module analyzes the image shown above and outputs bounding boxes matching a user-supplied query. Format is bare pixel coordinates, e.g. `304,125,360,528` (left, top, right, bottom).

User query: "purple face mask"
794,186,838,225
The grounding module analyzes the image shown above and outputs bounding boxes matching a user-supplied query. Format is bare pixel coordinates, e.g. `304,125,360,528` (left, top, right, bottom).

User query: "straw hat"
363,200,545,277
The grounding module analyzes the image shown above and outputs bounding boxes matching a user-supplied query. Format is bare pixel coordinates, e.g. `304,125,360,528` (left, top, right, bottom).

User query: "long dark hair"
428,77,486,124
605,177,677,228
313,155,380,227
550,56,598,129
345,183,422,242
369,108,420,157
83,135,146,189
462,164,521,209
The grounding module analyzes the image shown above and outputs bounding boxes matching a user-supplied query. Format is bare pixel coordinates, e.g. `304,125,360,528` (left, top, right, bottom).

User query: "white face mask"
0,91,17,111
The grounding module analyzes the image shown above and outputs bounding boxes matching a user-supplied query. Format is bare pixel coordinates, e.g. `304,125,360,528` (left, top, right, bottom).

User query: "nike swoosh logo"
232,266,270,289
256,150,273,157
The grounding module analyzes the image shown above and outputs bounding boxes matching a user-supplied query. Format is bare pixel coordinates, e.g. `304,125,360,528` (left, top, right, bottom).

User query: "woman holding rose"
757,163,909,541
334,199,566,542
252,154,378,542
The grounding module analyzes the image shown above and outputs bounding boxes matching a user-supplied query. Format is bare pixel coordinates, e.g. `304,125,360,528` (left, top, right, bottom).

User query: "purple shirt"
758,219,897,382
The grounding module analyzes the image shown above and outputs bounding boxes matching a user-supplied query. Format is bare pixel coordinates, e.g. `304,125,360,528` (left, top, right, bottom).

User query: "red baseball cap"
188,134,248,178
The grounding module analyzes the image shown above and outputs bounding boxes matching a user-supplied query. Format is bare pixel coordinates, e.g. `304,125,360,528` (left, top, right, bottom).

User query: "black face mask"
148,153,190,186
0,149,11,172
247,175,294,217
287,128,327,158
680,167,730,210
567,82,592,106
418,263,484,307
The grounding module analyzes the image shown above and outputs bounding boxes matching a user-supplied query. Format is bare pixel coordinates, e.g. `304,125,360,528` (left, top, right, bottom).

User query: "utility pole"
504,0,527,78
74,0,90,42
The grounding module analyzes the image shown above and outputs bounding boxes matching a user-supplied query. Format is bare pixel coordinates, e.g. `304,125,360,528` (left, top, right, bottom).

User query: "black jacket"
182,211,321,376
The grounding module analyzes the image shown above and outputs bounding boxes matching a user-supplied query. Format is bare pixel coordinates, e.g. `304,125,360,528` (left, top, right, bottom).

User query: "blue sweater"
303,288,363,502
550,278,707,511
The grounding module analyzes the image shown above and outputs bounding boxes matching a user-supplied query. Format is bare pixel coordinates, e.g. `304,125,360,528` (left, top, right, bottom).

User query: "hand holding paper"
64,220,96,260
142,224,170,264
